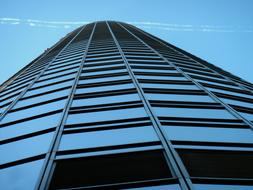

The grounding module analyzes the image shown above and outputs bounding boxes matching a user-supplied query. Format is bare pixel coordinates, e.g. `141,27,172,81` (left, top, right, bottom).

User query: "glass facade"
0,21,253,190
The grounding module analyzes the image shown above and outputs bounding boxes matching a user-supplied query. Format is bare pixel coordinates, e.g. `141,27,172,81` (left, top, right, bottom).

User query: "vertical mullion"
37,23,97,190
119,22,253,131
0,26,86,123
106,21,192,190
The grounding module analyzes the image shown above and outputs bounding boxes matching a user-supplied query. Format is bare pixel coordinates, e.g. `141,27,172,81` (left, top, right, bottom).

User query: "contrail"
0,17,89,29
129,21,253,33
0,17,252,33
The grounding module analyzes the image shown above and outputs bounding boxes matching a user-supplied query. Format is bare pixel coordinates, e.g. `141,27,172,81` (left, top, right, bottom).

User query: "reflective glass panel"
84,69,127,76
0,159,44,190
137,75,187,81
207,87,253,99
59,126,159,151
126,184,181,190
3,99,66,123
220,98,253,108
76,83,134,94
146,94,214,102
72,93,140,107
140,83,199,90
238,112,253,120
40,68,79,80
154,107,235,119
0,132,53,165
27,80,73,96
133,68,178,73
78,75,130,84
66,107,148,124
33,74,75,88
163,126,253,143
194,184,253,190
0,112,61,140
16,89,70,108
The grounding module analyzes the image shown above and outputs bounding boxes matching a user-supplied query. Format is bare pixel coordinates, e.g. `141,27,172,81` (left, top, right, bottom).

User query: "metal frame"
37,22,97,190
106,21,193,190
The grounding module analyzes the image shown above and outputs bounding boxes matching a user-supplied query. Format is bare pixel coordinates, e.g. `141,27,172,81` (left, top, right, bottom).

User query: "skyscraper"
1,21,253,190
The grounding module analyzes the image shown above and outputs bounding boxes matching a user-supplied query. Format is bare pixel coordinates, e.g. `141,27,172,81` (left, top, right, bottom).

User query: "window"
181,67,222,78
237,111,253,121
136,75,187,81
15,70,41,82
154,107,235,119
0,132,53,165
83,65,125,73
72,93,139,107
2,99,66,123
193,184,253,190
49,150,172,189
85,58,123,66
0,159,44,190
39,68,78,81
0,96,17,108
125,184,182,190
82,62,124,71
86,52,119,59
0,112,61,141
220,97,253,109
33,74,75,88
140,83,199,90
51,58,82,67
0,83,28,97
206,86,253,99
53,57,82,65
85,55,121,62
173,63,209,72
55,52,84,61
76,82,134,94
130,63,169,68
6,77,35,90
49,60,80,70
46,62,80,73
56,51,84,60
78,74,130,84
15,89,70,108
126,55,162,61
84,68,127,77
133,68,177,74
59,126,159,151
27,80,73,96
187,73,226,81
177,149,253,179
169,58,200,66
66,107,148,125
128,60,168,67
163,126,253,144
198,80,238,89
146,94,214,102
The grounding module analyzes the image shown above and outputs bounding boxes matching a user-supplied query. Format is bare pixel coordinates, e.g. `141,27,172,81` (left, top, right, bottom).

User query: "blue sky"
1,0,253,84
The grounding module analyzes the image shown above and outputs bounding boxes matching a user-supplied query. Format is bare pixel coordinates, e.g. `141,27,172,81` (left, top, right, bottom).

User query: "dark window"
177,149,253,179
49,150,172,189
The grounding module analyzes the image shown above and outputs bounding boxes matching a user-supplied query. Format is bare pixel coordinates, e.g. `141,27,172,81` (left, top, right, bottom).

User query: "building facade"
1,21,253,190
